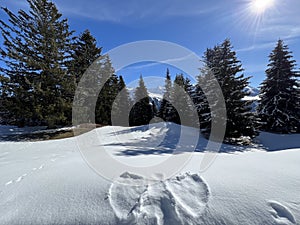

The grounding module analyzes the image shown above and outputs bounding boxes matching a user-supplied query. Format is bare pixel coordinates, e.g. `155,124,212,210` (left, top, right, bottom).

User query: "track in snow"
108,172,210,225
268,200,296,224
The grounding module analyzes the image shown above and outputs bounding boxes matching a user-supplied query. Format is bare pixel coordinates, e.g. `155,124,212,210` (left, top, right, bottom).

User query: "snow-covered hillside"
0,123,299,224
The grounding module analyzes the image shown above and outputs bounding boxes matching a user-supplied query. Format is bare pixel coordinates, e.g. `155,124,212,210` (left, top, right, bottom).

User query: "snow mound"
268,200,296,224
108,172,209,225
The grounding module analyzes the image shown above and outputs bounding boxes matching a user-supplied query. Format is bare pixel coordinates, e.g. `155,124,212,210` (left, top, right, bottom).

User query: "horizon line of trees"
0,0,299,144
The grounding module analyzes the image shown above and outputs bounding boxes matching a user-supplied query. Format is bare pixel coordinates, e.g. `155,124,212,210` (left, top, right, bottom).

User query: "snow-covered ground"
0,123,299,225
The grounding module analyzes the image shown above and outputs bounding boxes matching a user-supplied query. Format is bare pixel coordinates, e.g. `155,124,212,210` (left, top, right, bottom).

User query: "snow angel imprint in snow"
108,172,210,224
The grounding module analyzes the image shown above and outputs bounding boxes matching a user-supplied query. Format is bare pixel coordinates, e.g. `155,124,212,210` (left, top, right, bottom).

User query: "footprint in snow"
268,200,296,224
4,173,27,186
16,173,27,183
5,180,13,186
108,172,210,225
38,164,44,170
4,164,45,186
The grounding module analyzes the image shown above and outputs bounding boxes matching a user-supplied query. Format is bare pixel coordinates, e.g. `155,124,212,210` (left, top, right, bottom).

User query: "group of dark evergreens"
0,0,299,144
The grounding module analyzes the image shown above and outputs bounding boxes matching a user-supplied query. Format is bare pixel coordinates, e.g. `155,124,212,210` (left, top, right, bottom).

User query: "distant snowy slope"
244,86,260,96
128,86,163,109
128,86,163,100
0,123,299,224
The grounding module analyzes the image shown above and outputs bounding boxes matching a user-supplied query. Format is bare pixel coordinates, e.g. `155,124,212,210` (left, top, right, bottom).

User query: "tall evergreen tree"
193,73,211,133
183,77,198,127
0,74,10,124
129,75,153,126
95,56,118,125
151,100,158,118
258,40,300,133
111,75,132,126
158,69,173,121
0,0,74,127
73,54,115,126
200,39,258,142
68,30,103,125
168,74,195,126
68,29,102,85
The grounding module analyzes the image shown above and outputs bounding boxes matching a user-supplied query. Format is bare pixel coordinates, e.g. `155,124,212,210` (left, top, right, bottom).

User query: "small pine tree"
258,40,300,133
129,76,153,126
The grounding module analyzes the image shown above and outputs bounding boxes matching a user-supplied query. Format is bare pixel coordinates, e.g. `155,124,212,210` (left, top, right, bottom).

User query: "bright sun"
251,0,274,13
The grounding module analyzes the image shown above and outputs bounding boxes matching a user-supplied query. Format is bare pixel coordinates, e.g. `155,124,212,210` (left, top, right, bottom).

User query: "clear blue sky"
1,0,300,87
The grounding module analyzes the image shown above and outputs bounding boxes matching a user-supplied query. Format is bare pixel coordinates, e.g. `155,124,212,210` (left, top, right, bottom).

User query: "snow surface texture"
0,123,299,224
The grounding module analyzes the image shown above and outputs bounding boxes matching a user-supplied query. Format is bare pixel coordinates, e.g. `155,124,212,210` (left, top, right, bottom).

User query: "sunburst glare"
251,0,275,13
232,0,277,38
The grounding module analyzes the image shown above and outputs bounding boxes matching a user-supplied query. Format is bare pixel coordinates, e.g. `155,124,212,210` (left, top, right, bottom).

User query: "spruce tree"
158,69,173,121
73,54,115,126
0,74,10,124
151,100,158,118
200,39,258,142
68,30,102,85
168,74,195,126
111,75,132,126
258,40,300,133
95,56,118,125
0,0,74,127
184,77,198,127
64,30,102,124
129,76,153,126
193,73,211,133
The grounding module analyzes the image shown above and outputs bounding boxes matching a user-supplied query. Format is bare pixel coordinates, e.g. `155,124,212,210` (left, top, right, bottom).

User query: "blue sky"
1,0,300,87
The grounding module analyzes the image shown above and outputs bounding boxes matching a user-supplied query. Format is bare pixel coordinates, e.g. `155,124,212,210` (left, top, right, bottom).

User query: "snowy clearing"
0,123,299,224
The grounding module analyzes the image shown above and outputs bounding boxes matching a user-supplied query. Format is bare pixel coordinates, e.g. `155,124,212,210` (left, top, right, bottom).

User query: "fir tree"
129,75,153,126
168,74,195,126
258,40,300,133
0,0,74,127
158,69,173,121
66,30,102,124
68,29,102,85
73,54,115,126
0,74,10,124
151,100,158,118
200,39,258,142
111,75,132,126
193,73,211,133
95,56,118,125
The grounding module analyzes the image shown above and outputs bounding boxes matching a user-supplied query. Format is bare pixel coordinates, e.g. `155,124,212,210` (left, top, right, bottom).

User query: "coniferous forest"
0,0,299,144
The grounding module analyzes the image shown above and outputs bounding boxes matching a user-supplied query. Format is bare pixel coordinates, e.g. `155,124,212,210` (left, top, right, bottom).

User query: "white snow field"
0,123,299,225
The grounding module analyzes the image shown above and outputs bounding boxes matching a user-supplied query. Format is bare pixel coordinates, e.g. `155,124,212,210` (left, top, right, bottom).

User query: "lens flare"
252,0,274,13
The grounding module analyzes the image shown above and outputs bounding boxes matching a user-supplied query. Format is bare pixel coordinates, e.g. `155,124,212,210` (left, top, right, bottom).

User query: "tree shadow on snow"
100,123,252,156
